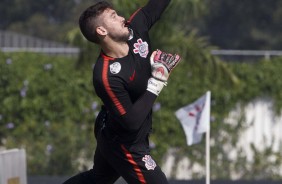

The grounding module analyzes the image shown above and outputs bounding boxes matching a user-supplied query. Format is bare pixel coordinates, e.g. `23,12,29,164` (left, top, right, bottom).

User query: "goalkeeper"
63,0,181,184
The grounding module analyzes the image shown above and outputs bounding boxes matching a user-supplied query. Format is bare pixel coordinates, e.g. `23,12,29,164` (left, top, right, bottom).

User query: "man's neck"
101,40,129,58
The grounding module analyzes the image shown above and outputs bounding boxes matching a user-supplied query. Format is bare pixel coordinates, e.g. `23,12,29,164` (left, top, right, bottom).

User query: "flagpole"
175,90,211,184
206,121,210,184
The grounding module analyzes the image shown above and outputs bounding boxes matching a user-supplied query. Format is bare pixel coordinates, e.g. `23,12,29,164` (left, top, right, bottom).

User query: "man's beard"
108,29,130,43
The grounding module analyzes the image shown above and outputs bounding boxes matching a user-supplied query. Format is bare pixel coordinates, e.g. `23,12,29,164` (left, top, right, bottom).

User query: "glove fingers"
151,49,181,75
164,54,181,71
170,54,181,70
160,52,167,61
154,50,171,70
150,50,158,65
154,50,163,62
166,54,174,67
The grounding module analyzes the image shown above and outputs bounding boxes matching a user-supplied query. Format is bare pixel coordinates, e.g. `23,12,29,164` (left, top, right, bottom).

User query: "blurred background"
0,0,282,183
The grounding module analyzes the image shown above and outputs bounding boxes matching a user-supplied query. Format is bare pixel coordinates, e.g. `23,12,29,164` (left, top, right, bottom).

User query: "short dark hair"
79,1,113,44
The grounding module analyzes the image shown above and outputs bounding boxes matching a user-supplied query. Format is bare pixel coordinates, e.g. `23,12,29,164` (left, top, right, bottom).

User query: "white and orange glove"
150,49,181,82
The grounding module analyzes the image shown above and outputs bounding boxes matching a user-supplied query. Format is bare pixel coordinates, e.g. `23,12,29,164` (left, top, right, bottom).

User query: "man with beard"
63,0,181,183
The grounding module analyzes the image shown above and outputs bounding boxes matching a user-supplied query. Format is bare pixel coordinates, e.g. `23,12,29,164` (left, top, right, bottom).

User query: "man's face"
99,8,130,42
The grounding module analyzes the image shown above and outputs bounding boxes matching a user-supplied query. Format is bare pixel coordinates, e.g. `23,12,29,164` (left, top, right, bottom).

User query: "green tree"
0,52,99,174
0,0,94,41
202,0,282,49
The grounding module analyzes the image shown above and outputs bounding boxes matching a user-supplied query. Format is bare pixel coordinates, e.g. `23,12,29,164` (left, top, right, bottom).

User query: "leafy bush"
0,52,100,174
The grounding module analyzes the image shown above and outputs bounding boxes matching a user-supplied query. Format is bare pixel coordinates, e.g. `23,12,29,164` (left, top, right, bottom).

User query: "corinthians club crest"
142,155,156,170
133,38,149,58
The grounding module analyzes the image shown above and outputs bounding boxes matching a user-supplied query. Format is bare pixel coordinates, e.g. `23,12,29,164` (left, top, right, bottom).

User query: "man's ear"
96,26,107,36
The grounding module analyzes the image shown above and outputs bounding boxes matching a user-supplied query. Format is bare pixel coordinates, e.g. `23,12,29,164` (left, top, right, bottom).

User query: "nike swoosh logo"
129,70,136,81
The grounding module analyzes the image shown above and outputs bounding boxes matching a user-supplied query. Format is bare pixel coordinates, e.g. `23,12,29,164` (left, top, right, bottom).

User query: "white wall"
0,149,27,184
162,98,282,180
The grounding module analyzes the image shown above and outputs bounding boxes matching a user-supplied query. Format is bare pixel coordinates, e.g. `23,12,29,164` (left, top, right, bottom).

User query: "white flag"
175,91,211,146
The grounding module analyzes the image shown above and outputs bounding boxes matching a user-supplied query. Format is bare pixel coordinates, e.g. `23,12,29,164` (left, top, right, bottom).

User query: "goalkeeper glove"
147,77,167,96
150,50,181,82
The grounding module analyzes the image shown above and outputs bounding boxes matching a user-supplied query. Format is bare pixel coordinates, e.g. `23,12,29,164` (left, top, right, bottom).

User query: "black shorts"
63,113,168,184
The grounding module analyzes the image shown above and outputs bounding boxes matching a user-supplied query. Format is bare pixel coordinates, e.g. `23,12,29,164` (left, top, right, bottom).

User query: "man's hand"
150,50,181,82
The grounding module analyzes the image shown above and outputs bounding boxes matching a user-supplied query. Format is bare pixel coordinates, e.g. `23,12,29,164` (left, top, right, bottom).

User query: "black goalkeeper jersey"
93,0,170,144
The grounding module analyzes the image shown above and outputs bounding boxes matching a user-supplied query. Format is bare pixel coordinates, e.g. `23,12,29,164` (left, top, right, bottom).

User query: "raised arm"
142,0,171,26
127,0,171,30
